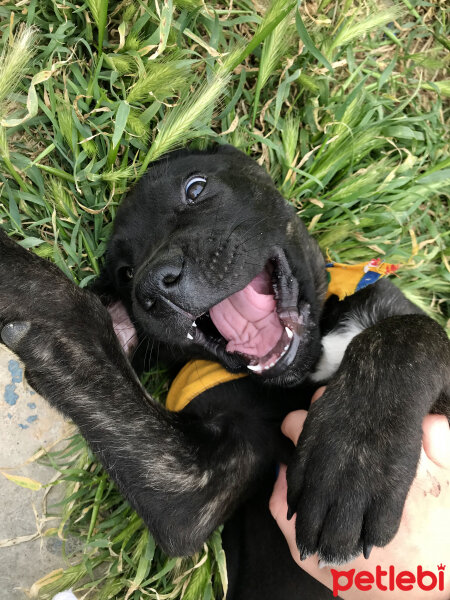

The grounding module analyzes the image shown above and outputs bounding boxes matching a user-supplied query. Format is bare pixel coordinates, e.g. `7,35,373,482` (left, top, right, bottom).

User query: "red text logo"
331,565,446,596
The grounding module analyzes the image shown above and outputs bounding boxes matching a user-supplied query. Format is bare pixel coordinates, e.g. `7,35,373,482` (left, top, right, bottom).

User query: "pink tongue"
209,269,283,358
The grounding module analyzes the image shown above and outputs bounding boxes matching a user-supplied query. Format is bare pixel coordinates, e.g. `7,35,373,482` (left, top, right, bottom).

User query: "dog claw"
299,548,309,562
363,541,373,560
1,322,30,350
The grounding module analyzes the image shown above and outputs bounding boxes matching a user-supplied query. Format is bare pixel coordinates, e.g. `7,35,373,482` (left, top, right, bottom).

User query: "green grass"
0,0,449,598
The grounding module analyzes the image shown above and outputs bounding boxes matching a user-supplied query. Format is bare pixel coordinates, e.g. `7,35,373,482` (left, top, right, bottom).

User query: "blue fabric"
356,270,381,291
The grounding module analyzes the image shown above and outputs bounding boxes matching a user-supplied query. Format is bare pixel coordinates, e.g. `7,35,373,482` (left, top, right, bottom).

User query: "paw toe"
316,501,365,564
362,494,405,548
294,490,329,556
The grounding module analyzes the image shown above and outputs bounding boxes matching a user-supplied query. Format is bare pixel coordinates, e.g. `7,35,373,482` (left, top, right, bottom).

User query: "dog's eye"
118,266,134,283
185,176,206,203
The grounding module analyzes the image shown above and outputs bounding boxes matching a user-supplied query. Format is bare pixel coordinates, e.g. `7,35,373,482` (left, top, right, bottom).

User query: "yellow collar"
166,360,246,412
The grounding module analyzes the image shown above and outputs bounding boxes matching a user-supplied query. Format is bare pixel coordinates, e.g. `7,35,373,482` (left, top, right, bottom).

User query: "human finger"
422,414,450,469
281,387,327,444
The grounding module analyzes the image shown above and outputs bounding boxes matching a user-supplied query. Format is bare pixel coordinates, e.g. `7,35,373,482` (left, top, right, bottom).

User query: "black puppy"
0,145,449,599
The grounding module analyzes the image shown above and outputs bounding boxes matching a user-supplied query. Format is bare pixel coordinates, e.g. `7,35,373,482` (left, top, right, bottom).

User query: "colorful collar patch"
326,258,399,301
166,258,400,412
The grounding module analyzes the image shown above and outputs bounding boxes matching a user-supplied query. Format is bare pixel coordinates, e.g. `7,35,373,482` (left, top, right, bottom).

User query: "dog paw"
285,389,421,565
0,230,119,388
1,322,31,350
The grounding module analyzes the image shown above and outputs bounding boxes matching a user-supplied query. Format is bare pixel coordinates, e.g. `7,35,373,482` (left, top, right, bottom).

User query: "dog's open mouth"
187,249,305,377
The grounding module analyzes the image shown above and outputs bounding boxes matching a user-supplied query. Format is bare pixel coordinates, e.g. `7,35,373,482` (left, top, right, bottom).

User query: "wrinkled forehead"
145,150,225,181
143,148,265,191
116,150,273,219
109,147,288,266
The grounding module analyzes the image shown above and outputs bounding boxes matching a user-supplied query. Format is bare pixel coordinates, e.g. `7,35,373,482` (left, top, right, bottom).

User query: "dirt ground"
0,345,70,599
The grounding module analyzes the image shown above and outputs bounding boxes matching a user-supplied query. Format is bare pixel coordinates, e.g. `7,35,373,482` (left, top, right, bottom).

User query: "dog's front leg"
0,230,271,556
285,313,450,565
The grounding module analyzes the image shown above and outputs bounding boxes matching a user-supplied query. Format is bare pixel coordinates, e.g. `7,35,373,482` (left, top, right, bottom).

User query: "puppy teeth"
187,333,194,340
247,364,263,373
192,321,197,327
285,327,293,339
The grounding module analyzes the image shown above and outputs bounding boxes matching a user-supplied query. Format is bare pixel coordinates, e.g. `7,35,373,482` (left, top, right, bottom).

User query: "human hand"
270,388,450,599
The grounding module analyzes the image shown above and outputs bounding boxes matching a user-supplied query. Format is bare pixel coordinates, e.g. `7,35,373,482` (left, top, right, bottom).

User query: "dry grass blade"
139,73,231,171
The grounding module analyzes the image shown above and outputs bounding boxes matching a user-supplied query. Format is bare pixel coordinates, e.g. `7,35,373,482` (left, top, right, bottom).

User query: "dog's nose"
135,251,184,311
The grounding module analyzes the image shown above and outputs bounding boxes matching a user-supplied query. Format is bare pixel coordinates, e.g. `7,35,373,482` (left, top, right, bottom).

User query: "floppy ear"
87,264,119,307
87,241,121,304
88,238,135,305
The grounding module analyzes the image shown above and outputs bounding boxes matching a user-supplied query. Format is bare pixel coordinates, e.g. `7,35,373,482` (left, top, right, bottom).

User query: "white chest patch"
310,321,363,383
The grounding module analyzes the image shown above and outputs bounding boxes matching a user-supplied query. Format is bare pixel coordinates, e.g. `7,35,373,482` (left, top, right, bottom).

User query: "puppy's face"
103,146,327,386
